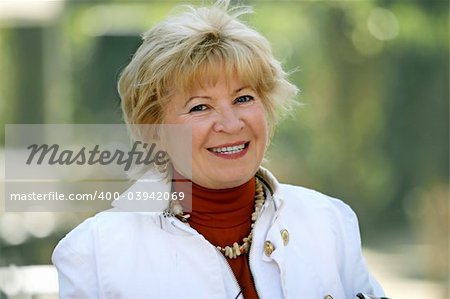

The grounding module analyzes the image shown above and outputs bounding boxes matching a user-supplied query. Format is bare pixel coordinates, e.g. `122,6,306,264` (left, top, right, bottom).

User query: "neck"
172,170,256,228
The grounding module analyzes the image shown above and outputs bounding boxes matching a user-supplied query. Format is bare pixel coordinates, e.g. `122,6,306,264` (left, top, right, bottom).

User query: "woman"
53,1,386,298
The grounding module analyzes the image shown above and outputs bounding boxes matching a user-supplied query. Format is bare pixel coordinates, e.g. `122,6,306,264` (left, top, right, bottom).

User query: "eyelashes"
189,104,208,113
188,95,255,113
234,95,254,104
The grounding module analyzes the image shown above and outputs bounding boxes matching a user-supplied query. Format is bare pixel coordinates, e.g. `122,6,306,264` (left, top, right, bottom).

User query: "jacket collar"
256,166,284,214
111,168,171,213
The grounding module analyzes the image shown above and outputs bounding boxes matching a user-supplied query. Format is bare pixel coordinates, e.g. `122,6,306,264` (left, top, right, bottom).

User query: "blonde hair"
118,0,298,138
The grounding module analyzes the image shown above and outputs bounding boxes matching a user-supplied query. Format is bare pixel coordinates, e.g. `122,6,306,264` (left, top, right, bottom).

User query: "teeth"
211,144,246,154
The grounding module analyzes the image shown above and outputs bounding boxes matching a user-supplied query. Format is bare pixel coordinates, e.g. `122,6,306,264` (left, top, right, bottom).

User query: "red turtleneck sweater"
172,172,259,299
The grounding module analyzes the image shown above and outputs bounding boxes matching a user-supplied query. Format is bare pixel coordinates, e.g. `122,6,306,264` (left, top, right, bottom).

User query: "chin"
215,173,255,189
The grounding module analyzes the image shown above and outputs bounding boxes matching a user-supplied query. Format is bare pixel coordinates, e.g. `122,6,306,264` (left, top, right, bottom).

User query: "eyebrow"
184,85,252,108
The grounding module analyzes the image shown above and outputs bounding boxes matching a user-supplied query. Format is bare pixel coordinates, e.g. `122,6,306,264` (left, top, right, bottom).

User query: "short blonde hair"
118,0,298,137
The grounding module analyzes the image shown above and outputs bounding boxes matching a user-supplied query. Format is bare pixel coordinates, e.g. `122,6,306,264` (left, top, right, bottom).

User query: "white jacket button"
264,240,275,256
280,229,289,245
323,295,333,299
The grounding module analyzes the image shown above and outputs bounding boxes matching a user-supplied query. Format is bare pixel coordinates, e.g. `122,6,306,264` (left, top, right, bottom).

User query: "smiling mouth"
208,142,250,155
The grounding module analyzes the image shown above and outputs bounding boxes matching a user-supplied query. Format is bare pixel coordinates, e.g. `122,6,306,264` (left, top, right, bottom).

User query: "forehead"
189,75,251,96
177,62,255,97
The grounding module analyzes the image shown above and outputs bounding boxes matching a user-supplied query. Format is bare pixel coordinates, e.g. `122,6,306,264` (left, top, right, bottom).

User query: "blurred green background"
0,0,448,298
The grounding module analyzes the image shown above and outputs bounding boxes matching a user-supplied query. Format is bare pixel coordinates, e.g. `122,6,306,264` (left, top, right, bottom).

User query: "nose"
213,106,244,133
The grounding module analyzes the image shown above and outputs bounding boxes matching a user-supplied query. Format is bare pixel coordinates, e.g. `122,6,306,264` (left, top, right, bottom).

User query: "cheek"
246,110,268,152
189,121,210,149
191,133,203,151
258,123,269,151
253,107,269,137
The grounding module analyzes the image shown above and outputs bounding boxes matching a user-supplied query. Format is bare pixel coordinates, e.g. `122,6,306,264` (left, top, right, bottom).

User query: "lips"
207,142,249,156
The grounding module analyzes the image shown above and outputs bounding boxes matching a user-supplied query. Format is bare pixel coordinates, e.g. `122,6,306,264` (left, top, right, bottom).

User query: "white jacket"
52,167,384,299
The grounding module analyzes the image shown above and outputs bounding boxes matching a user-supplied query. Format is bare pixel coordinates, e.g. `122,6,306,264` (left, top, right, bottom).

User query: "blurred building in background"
0,0,448,298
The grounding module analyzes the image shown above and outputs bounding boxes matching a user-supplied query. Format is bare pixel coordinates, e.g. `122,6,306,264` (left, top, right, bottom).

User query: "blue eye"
235,95,254,104
189,104,208,113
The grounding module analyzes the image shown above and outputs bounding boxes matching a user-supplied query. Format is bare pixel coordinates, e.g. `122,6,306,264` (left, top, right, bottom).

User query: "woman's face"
164,73,268,189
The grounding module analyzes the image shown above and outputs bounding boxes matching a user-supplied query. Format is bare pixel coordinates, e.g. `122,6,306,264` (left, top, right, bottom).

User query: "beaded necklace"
163,178,265,259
